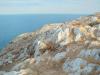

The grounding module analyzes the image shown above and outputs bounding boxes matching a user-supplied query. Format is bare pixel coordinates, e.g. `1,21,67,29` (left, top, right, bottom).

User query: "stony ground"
0,13,100,75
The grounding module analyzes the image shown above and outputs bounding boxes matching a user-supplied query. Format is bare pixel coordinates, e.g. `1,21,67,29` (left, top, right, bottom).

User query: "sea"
0,14,87,49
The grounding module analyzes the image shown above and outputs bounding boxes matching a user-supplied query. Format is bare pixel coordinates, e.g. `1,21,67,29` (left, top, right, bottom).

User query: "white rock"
78,49,100,60
11,62,23,71
74,28,83,41
59,28,70,46
81,64,96,75
57,29,65,43
34,41,41,58
53,52,66,62
17,53,25,61
91,16,98,22
75,33,82,41
3,71,19,75
63,58,87,74
59,28,73,45
63,58,99,75
94,29,100,37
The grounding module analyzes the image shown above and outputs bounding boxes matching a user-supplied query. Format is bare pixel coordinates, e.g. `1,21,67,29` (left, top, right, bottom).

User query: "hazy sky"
0,0,100,14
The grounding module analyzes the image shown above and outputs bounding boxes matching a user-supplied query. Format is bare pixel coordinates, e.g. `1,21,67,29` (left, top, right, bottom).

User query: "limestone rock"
78,49,100,61
0,13,100,75
63,58,99,75
53,52,66,62
0,71,19,75
74,28,83,41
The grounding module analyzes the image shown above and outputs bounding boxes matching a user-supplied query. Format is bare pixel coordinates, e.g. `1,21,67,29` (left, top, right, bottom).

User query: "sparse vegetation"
0,13,100,75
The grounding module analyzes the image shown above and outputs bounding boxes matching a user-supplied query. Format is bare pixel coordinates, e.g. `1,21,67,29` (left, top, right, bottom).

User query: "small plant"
39,39,59,54
44,39,59,52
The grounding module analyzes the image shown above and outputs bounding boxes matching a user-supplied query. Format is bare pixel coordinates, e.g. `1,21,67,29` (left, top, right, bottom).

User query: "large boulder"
63,58,99,75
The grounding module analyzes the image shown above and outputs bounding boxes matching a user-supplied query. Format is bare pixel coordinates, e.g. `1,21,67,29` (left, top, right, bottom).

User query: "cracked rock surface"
0,13,100,75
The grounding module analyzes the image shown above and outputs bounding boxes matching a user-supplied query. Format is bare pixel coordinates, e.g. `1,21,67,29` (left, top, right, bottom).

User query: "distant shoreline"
0,14,87,48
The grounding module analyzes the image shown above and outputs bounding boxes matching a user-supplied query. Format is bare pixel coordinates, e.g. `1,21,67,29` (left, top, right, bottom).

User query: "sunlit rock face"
0,13,100,75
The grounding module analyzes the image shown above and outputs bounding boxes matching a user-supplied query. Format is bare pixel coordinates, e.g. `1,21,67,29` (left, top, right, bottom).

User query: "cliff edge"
0,13,100,75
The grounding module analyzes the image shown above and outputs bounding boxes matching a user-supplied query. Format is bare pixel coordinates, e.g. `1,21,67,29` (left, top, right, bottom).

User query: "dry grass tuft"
19,57,67,75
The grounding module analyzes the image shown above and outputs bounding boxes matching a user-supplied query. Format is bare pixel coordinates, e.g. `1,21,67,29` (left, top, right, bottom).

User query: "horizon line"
0,12,93,15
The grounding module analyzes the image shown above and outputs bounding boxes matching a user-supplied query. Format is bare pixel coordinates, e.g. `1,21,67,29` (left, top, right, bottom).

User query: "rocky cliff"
0,13,100,75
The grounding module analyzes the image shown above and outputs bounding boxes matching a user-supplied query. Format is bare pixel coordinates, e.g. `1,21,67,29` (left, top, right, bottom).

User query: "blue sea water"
0,14,87,48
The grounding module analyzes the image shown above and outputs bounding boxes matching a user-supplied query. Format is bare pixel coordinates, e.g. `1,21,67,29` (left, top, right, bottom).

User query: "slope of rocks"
0,13,100,75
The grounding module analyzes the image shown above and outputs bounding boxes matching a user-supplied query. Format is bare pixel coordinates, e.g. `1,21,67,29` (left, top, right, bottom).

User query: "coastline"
0,13,100,75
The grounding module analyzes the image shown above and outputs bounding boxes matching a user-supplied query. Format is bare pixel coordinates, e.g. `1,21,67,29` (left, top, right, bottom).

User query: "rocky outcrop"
0,13,100,75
